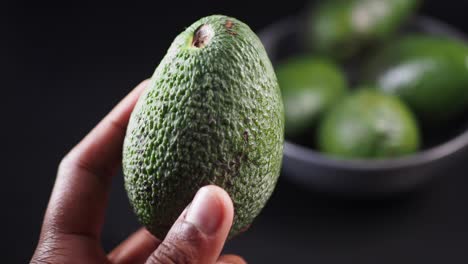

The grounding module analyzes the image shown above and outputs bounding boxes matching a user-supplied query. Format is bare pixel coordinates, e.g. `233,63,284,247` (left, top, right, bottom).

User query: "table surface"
4,1,468,263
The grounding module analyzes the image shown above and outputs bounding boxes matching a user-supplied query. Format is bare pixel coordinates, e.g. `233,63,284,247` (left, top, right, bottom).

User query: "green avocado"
122,15,284,239
307,0,420,59
276,57,347,137
362,35,468,122
318,89,420,159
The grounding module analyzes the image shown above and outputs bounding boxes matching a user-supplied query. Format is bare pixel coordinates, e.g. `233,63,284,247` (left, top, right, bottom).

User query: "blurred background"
4,0,468,263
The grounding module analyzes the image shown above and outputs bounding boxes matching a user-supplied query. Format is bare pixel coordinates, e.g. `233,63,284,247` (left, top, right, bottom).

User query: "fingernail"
185,187,223,235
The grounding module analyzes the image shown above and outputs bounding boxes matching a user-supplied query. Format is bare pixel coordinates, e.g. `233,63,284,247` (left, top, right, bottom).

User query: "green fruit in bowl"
318,89,420,159
307,0,421,59
362,35,468,122
276,57,347,137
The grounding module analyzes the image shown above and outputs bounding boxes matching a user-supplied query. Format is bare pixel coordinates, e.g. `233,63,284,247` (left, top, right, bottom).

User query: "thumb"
145,185,234,264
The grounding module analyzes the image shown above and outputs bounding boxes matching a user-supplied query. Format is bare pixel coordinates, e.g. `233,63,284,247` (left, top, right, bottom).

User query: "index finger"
41,80,149,239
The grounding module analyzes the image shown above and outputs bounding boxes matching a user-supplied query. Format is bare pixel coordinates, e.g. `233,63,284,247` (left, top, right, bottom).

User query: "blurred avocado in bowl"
307,0,421,60
260,0,468,195
361,35,468,122
276,57,347,138
318,89,421,159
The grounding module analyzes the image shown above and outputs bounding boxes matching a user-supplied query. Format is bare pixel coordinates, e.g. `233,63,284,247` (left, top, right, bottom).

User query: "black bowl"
259,16,468,195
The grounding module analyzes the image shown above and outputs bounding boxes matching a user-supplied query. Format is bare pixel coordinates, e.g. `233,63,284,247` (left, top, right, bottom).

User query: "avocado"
276,57,347,137
122,15,284,239
307,0,420,59
318,89,420,159
362,35,468,122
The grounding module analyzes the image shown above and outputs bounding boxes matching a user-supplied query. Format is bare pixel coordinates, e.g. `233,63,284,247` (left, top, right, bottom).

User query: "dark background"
4,0,468,263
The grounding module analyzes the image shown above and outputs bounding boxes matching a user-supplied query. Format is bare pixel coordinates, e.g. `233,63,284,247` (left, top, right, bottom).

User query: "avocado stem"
192,24,214,48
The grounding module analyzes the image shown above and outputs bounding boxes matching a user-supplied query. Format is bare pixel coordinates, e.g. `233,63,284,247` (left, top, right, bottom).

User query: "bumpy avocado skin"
123,15,284,239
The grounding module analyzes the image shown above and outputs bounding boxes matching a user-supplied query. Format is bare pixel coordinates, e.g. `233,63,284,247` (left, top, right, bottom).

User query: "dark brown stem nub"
192,24,214,48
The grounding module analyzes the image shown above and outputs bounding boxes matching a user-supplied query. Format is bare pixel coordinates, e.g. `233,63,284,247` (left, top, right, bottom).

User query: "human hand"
31,80,246,264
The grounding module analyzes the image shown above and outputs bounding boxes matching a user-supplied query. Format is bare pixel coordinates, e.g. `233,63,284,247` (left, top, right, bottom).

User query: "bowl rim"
266,15,468,170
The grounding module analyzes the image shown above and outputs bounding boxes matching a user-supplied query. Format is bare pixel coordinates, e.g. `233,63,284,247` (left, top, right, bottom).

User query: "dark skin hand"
31,80,246,264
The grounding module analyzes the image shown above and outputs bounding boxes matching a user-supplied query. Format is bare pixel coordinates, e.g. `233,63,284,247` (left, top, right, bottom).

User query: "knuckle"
147,221,207,264
107,116,127,134
57,154,74,174
31,230,66,264
148,242,188,264
149,240,195,264
58,151,87,176
57,151,86,177
58,151,114,181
